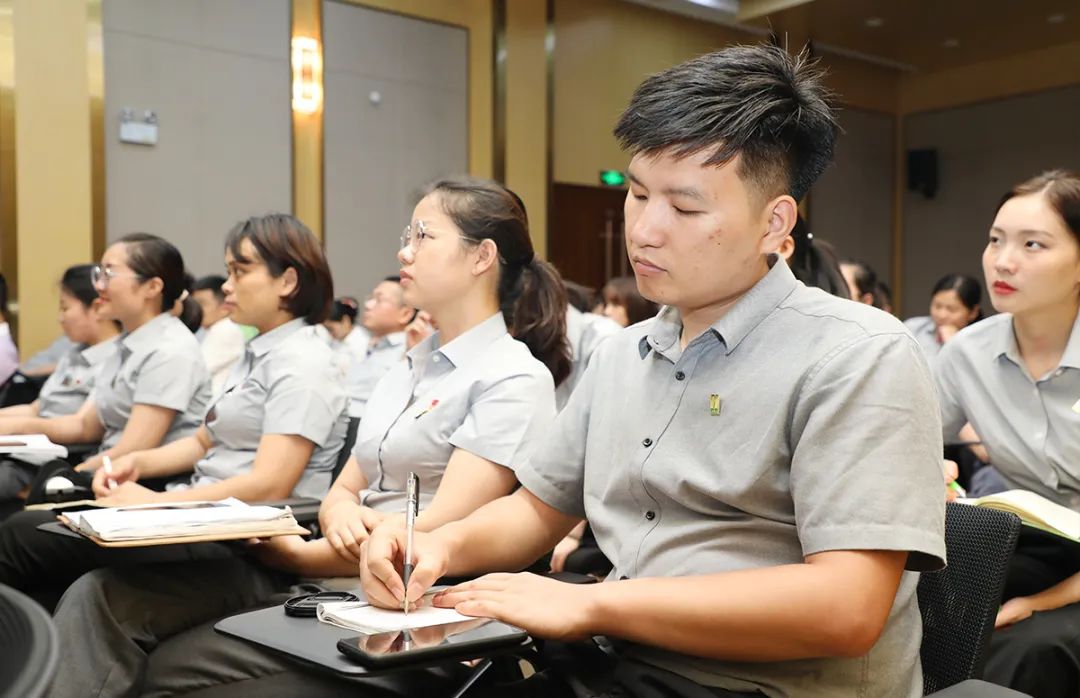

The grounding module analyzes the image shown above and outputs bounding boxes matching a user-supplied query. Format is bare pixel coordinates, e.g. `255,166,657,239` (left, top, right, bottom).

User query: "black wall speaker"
907,148,938,199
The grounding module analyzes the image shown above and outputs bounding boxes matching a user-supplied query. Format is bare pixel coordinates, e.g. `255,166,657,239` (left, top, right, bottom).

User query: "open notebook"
0,434,67,460
58,498,308,547
317,591,475,634
958,490,1080,542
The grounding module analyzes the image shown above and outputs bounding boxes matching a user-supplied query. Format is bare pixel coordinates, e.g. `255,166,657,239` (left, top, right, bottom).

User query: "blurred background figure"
0,274,17,387
601,275,659,327
191,275,246,396
778,215,849,298
904,273,983,362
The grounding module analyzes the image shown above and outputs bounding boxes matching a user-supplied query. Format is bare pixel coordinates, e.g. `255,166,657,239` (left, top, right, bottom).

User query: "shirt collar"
118,312,176,356
408,312,508,369
371,331,406,352
80,336,118,366
248,318,307,358
638,255,799,360
1060,310,1080,370
995,310,1080,372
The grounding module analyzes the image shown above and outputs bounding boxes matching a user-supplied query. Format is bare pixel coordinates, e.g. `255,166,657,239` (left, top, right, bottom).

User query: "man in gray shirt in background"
362,44,946,698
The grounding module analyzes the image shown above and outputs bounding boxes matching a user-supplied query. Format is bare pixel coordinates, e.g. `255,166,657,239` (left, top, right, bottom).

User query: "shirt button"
432,355,441,363
645,510,656,521
642,437,653,447
675,371,686,381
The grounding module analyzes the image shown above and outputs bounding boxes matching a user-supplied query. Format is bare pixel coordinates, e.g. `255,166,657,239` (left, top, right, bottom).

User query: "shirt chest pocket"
651,397,793,509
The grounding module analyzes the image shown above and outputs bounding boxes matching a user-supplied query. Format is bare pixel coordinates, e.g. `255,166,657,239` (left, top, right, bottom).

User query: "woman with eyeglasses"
0,265,120,504
0,234,211,481
0,216,349,593
40,177,570,698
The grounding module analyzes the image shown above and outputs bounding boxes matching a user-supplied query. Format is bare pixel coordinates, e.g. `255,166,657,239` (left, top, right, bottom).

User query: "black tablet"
336,618,529,669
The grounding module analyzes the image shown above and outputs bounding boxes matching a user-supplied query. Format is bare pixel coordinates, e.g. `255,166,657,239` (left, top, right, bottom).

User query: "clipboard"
51,514,309,548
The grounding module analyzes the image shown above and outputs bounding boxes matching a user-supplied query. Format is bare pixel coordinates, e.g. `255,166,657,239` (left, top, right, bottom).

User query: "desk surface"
215,605,532,678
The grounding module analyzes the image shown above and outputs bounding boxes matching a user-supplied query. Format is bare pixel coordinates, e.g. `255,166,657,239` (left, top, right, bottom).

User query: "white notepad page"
317,593,474,633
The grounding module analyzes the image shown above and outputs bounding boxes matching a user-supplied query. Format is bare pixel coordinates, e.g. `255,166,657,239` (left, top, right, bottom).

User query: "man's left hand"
433,572,597,641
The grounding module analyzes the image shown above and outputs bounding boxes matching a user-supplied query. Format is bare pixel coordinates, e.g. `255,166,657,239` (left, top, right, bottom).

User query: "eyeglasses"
400,220,433,253
91,265,143,288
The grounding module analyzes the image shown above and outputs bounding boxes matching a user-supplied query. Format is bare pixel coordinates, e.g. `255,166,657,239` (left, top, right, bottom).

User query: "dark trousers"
0,509,243,605
46,557,294,698
140,618,759,698
984,529,1080,698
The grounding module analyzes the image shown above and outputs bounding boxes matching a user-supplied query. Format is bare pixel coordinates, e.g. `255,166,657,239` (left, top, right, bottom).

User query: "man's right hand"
91,453,139,498
360,525,451,609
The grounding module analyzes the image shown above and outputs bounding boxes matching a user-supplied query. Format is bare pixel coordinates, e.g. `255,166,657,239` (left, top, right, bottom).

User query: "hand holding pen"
402,472,419,615
103,455,119,491
92,453,138,498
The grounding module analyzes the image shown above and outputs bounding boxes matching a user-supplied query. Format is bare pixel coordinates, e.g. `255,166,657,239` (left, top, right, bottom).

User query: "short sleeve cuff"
515,459,586,519
263,413,336,447
448,434,516,471
131,390,195,412
799,523,946,572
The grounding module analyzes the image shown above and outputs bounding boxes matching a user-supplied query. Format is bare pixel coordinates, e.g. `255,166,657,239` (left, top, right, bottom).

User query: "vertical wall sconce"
291,37,322,114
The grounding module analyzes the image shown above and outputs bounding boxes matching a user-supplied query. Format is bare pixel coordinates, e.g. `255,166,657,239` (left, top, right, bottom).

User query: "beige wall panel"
552,0,898,187
102,0,290,277
505,0,549,256
901,86,1080,316
322,1,466,298
900,40,1080,116
13,0,93,355
339,0,491,178
810,108,894,288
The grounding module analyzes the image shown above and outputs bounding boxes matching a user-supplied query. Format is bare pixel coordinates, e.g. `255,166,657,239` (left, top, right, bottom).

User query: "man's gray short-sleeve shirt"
516,258,946,698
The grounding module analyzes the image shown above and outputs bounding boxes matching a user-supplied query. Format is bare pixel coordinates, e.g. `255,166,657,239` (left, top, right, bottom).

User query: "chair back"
332,417,360,482
0,583,59,698
918,502,1021,694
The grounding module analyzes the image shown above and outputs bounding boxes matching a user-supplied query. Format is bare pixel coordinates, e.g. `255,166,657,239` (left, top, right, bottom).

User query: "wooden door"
548,183,629,292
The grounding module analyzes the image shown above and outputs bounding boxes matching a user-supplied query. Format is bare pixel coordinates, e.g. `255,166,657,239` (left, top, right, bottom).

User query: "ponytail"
60,264,100,307
499,258,571,387
175,292,203,333
424,176,572,387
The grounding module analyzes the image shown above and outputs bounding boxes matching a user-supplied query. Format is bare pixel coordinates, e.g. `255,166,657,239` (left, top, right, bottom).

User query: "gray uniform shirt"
355,312,555,513
556,307,622,411
346,332,406,419
936,311,1080,509
904,315,942,363
516,258,946,698
92,313,211,450
37,338,117,418
172,319,349,499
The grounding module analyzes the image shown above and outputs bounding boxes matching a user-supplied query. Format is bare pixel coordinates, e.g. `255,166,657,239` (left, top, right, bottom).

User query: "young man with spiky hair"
362,44,946,697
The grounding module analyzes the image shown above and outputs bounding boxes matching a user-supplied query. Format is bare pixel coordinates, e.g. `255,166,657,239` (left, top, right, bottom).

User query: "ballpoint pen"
403,472,419,616
103,454,119,491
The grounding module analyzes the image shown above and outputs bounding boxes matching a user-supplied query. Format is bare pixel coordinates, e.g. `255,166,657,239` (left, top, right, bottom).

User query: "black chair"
0,371,47,408
0,583,59,698
921,502,1027,697
265,417,361,532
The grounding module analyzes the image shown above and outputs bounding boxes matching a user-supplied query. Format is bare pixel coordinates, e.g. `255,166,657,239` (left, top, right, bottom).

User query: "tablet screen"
338,618,528,666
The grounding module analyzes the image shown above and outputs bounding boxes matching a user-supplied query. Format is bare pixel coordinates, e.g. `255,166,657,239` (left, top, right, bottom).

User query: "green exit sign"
599,169,626,187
